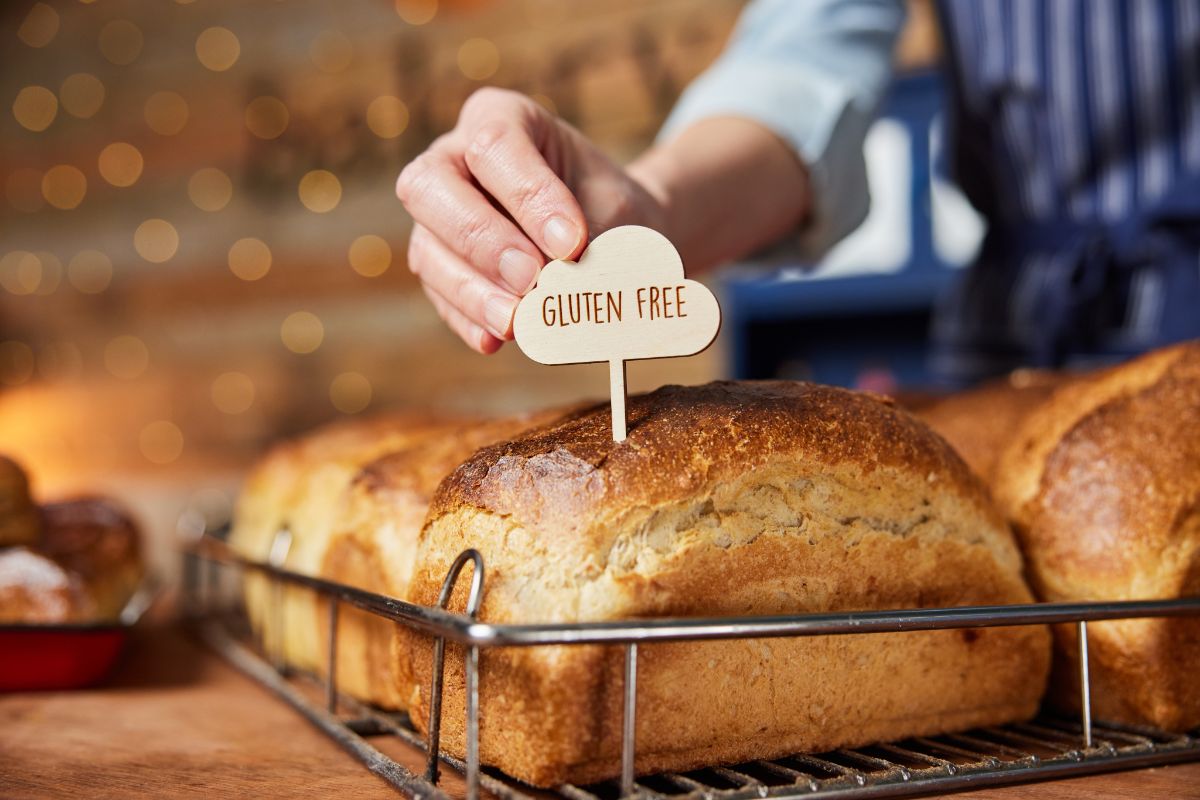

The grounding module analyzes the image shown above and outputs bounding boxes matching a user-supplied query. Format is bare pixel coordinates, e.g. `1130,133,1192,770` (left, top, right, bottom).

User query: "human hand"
396,88,666,353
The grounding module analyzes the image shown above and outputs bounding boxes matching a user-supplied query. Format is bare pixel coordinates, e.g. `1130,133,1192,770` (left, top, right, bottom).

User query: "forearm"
628,116,811,274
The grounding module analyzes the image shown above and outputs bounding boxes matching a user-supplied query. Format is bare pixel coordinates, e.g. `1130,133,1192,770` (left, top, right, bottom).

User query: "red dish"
0,623,129,691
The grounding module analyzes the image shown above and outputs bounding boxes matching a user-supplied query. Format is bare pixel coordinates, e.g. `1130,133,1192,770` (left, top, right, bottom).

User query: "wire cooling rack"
183,528,1200,800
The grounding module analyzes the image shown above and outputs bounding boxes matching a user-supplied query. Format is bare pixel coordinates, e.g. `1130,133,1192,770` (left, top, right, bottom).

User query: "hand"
396,88,666,353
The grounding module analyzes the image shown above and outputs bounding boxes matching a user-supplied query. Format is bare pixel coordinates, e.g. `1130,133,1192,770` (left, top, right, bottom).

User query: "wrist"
626,149,676,241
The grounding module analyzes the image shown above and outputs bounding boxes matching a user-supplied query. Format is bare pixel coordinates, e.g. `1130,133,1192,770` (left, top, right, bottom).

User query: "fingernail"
483,293,517,338
543,216,580,259
498,249,540,294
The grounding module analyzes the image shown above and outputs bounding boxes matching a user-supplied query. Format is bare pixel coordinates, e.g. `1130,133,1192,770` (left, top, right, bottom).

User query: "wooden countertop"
2,627,1197,799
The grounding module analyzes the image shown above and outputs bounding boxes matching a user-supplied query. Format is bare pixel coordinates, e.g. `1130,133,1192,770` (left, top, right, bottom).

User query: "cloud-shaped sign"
513,225,721,441
513,225,720,365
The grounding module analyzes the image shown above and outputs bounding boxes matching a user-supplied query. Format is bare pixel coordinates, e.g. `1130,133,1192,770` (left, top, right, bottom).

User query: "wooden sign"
513,225,721,442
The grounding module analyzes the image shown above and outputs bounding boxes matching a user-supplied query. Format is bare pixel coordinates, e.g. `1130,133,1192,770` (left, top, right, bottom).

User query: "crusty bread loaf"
914,370,1064,484
318,407,575,709
405,381,1050,787
992,341,1200,731
229,411,467,671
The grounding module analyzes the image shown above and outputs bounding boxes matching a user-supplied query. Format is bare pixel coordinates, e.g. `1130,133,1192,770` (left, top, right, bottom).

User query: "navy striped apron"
931,0,1200,385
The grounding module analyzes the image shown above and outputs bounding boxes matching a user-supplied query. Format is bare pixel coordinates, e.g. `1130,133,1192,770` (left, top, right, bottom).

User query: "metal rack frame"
185,530,1200,800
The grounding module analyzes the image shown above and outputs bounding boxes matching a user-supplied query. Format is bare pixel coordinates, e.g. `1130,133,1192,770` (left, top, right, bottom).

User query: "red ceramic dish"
0,623,129,691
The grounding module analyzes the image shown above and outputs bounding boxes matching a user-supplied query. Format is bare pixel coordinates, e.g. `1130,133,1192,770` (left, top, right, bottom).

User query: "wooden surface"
2,625,1198,799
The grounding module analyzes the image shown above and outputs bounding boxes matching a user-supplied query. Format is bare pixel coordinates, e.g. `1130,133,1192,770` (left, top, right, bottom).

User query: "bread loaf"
318,408,574,709
229,412,467,671
0,456,40,548
405,381,1050,787
915,370,1064,484
993,341,1200,731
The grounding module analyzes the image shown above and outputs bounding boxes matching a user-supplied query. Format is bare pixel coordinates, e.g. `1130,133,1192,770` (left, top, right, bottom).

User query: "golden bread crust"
408,381,1048,786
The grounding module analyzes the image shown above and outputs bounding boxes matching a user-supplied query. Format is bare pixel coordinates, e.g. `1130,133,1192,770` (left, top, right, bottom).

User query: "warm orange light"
144,91,189,136
457,38,500,81
0,252,42,296
188,168,233,211
60,73,106,119
280,311,324,354
367,96,409,139
330,372,372,414
42,165,87,210
395,0,438,25
139,420,184,465
298,170,341,213
67,250,113,294
196,26,241,72
228,238,271,281
134,219,179,263
99,20,143,65
104,335,150,380
348,235,391,277
12,86,57,132
18,3,59,48
211,371,255,414
98,142,144,188
244,96,289,140
33,252,62,295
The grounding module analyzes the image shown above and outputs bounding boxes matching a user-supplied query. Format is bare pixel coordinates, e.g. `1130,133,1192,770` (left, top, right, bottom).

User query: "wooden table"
3,627,1198,799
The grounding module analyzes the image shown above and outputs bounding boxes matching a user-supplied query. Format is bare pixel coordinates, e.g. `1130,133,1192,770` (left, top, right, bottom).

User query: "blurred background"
1,0,943,574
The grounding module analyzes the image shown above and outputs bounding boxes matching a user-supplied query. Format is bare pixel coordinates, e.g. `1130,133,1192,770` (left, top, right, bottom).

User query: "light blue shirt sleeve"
659,0,905,261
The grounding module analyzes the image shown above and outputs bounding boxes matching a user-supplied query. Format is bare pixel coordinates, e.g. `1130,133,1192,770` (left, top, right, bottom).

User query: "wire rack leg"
622,642,638,797
326,596,340,714
425,549,487,791
466,643,480,800
1077,620,1093,748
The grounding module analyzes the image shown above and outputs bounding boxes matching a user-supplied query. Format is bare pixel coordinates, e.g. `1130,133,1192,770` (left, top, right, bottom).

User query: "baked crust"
993,341,1200,730
319,407,579,708
407,381,1049,786
916,370,1064,484
0,455,40,548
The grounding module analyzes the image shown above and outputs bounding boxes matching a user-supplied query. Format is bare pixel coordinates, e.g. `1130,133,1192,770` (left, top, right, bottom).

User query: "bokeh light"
458,37,500,81
5,169,45,213
227,238,272,281
188,167,233,211
33,251,62,295
144,91,189,136
298,170,341,213
367,96,409,139
310,30,353,73
67,250,113,294
211,371,256,414
348,235,391,277
395,0,438,25
17,3,59,48
244,96,289,139
42,165,87,210
139,420,184,465
12,86,57,132
104,334,150,380
0,341,36,387
134,219,180,263
330,371,372,413
0,252,42,296
60,73,106,119
99,20,144,66
98,142,144,187
280,311,324,354
196,26,241,71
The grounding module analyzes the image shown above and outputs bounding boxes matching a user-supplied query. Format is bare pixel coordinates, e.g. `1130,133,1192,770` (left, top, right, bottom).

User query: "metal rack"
185,529,1200,800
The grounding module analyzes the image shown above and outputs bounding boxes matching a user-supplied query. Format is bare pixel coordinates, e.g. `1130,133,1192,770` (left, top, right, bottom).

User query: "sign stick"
609,358,627,442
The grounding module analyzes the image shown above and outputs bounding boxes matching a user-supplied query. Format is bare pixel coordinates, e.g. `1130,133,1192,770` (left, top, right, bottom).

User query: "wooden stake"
609,359,627,442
